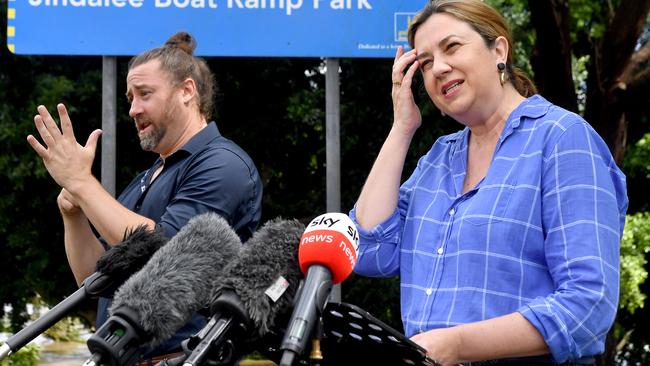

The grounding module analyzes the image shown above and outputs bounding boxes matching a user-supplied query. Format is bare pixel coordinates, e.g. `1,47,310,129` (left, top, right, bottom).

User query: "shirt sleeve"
157,148,258,239
518,121,628,362
350,155,427,278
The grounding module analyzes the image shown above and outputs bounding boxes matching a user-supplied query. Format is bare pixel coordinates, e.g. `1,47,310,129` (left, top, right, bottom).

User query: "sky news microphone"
279,213,359,366
83,213,242,366
182,217,305,366
0,226,167,361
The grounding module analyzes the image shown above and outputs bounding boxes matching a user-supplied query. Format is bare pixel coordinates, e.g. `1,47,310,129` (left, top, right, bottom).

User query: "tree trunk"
528,0,577,113
584,0,650,164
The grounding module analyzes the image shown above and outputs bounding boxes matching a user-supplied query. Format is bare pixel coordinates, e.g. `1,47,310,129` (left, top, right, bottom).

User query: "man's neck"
159,115,208,159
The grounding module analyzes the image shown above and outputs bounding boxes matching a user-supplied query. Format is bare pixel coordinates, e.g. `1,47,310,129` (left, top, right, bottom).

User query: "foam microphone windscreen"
108,212,242,347
95,224,168,280
212,217,305,337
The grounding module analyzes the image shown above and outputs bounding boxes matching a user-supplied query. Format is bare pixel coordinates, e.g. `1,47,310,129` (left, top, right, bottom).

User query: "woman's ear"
494,36,509,64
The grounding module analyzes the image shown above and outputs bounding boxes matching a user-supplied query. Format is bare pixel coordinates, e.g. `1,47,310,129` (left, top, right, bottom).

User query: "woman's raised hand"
391,46,422,135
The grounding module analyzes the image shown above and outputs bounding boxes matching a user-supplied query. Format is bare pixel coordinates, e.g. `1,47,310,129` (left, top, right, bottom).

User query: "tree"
529,0,650,163
526,1,650,364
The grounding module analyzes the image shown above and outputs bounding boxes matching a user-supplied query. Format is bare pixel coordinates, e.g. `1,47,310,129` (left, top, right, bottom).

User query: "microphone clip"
85,306,149,366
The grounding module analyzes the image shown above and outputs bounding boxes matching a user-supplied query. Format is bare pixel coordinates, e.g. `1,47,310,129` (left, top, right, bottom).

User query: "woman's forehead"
414,13,478,49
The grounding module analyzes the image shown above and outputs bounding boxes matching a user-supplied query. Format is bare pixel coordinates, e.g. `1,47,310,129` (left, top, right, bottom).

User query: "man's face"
126,60,180,153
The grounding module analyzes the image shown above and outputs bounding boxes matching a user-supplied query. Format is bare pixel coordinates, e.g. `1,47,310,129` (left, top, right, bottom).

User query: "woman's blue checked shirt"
350,95,628,362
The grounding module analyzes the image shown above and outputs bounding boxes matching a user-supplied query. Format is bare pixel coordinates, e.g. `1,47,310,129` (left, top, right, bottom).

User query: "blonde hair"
407,0,536,97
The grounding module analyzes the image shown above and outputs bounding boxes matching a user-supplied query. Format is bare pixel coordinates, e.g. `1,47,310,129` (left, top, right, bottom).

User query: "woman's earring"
497,62,506,86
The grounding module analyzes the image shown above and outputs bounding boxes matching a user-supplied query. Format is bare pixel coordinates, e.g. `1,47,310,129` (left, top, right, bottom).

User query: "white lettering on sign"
28,0,374,14
228,0,302,15
156,0,218,8
29,0,144,7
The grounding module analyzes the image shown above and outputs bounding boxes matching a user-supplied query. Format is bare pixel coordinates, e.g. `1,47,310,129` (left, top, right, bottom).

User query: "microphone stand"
1,272,118,361
182,289,251,366
308,317,324,366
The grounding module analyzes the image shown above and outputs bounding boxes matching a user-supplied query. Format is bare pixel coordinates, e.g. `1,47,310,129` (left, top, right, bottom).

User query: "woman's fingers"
401,60,420,88
392,48,418,87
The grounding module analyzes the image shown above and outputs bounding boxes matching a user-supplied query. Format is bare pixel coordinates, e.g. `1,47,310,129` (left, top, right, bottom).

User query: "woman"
350,1,628,365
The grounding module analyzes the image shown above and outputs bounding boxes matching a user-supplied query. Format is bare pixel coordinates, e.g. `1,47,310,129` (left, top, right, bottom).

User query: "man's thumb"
85,129,103,152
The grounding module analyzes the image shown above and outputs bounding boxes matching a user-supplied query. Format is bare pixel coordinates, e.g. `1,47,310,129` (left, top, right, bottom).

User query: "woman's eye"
420,60,433,70
447,42,460,51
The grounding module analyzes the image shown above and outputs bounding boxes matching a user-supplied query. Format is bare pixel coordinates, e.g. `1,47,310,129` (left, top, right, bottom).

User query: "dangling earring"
497,62,506,86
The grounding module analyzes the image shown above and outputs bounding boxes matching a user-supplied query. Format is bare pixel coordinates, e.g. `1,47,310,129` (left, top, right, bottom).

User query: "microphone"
0,225,167,361
181,217,305,366
83,213,242,366
279,213,359,366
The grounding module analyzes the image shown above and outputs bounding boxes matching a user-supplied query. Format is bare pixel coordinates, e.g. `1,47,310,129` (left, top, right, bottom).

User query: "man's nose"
129,100,142,118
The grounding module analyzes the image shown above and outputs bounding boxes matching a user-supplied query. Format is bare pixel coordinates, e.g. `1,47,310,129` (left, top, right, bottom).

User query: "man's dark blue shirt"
97,122,262,356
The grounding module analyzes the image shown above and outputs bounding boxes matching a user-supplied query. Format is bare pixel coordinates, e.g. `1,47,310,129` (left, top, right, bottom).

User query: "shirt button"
449,208,456,216
426,288,432,296
437,247,444,255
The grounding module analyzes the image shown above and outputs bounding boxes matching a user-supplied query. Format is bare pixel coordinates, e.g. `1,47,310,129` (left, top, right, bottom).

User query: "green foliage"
0,5,104,329
620,213,650,314
571,55,590,114
343,275,402,331
487,0,535,77
0,344,40,366
569,0,607,44
42,317,83,342
623,131,650,213
624,133,650,180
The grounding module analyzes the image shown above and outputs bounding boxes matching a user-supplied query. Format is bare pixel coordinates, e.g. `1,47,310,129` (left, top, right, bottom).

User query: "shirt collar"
179,121,221,155
498,94,551,142
162,122,221,164
440,94,552,146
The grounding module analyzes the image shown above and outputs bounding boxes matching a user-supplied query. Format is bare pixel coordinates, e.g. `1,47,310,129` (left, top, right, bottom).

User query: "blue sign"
6,0,423,57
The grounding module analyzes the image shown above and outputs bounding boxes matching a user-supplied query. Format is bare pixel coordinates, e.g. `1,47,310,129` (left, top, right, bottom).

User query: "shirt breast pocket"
462,182,516,226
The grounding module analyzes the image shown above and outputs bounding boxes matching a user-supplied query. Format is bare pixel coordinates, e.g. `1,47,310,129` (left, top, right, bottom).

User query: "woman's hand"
411,327,462,366
392,46,422,135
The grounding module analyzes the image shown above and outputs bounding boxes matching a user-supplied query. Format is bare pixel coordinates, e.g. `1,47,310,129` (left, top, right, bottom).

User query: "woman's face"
414,13,503,123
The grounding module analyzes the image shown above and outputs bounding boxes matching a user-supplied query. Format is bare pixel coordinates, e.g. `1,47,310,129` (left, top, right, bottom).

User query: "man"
27,32,263,360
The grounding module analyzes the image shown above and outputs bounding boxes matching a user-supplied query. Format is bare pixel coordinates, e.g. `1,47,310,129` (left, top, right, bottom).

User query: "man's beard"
137,97,177,152
139,122,165,152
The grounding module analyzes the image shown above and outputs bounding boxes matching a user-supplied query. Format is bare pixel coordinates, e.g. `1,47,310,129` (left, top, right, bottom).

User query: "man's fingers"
57,103,77,140
26,134,47,156
85,129,103,153
33,114,56,147
37,105,62,142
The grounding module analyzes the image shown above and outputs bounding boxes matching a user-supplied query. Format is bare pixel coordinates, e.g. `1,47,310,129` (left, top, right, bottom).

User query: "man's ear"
180,78,197,105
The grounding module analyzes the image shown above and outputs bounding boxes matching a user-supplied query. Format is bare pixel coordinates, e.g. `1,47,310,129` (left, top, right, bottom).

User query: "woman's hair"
128,32,217,120
407,0,536,97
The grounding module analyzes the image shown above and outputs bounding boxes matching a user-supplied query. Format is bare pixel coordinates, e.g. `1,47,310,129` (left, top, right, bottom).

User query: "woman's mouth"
442,80,464,96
